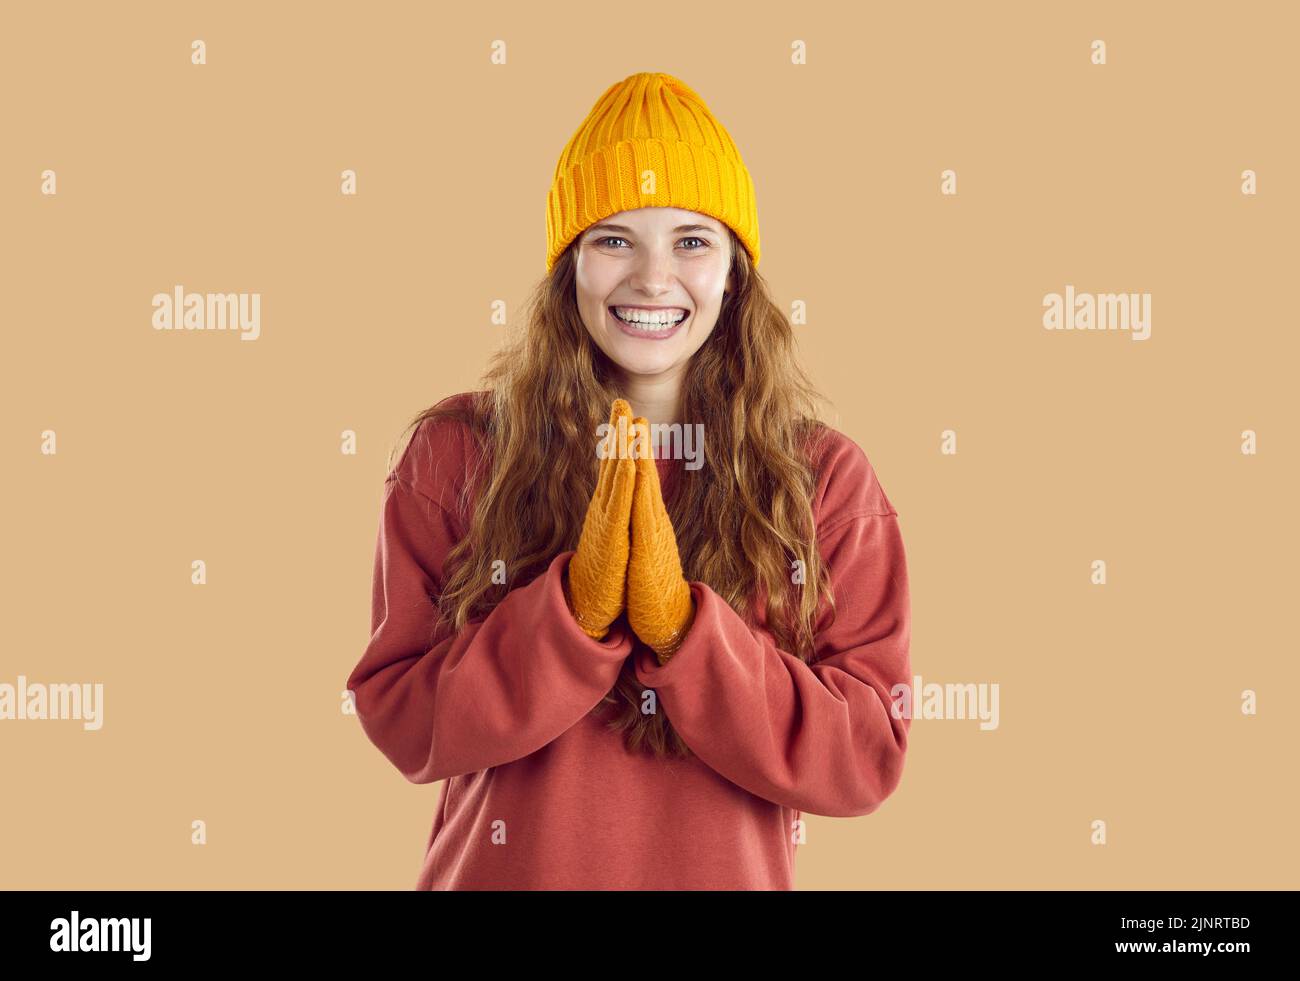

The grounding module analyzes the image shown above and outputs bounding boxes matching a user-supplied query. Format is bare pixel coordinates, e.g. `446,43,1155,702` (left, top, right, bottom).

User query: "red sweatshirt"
346,392,912,890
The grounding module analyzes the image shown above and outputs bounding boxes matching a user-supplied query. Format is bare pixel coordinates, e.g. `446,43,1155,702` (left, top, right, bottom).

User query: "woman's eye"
594,235,709,250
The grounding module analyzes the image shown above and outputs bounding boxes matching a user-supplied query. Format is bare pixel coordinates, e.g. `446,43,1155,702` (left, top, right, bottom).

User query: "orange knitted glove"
563,399,636,640
627,416,697,664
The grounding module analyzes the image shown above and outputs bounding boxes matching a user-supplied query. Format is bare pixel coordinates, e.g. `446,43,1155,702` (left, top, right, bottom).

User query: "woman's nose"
628,249,675,292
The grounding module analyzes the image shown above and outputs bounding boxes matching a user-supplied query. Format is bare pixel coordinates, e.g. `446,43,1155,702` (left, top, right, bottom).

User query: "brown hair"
386,231,840,758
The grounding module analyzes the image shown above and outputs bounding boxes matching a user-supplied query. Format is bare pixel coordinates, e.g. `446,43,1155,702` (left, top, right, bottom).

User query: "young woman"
345,71,913,890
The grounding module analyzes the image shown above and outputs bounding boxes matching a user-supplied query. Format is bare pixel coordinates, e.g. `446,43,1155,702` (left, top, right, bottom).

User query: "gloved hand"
563,399,636,640
627,416,696,664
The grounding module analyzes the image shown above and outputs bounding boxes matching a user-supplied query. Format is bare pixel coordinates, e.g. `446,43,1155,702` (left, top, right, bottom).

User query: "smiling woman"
346,71,912,892
574,207,733,375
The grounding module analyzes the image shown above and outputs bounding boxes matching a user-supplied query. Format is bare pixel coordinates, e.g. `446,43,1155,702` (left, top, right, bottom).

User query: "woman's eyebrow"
586,223,720,235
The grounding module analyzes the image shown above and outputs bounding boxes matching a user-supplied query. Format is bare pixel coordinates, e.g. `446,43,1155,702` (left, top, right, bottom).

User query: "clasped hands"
563,399,696,664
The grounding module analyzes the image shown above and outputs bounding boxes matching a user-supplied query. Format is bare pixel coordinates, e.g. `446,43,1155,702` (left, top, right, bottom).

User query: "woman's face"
574,206,733,381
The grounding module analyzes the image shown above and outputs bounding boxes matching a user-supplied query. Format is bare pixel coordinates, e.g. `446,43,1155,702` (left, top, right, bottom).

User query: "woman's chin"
607,341,683,376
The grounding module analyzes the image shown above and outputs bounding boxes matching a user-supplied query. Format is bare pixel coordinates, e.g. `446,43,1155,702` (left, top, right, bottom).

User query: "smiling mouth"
608,306,689,333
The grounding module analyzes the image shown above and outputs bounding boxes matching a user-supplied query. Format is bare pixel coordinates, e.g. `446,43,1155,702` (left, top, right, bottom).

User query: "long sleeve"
632,437,912,818
345,415,634,785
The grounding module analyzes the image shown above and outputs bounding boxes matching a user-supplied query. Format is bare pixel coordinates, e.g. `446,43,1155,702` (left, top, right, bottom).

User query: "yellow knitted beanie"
545,71,760,273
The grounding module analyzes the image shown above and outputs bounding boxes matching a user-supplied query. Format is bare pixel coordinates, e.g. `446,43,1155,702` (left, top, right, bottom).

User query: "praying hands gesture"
564,399,696,663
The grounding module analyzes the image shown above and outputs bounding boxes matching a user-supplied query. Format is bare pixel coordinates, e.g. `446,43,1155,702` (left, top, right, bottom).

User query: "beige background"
2,0,1296,889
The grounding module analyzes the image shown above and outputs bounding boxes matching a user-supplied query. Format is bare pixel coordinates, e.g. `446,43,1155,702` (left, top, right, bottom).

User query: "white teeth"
612,307,687,329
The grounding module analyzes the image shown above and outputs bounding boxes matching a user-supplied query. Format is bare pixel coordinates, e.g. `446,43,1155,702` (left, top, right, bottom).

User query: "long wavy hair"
386,229,841,759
